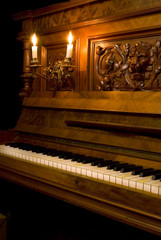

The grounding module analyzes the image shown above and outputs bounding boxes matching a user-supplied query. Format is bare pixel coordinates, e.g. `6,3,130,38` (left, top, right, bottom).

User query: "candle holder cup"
31,57,39,65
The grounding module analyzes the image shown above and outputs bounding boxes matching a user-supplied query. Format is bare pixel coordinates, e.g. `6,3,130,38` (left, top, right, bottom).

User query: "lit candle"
66,32,73,59
32,33,38,60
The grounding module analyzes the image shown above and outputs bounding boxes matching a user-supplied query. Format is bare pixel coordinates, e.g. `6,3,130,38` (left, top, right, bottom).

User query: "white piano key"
82,168,87,175
26,155,30,161
104,169,115,182
116,172,132,186
42,158,46,165
29,156,33,162
67,165,72,172
96,167,107,180
44,159,49,166
37,158,41,164
111,172,124,184
102,169,115,182
98,172,104,180
151,181,161,195
108,171,121,183
104,173,110,181
136,176,152,190
48,159,53,167
92,170,97,179
87,169,92,177
17,153,22,158
159,186,161,195
58,162,62,169
143,179,158,193
122,174,140,187
129,176,143,189
71,166,76,172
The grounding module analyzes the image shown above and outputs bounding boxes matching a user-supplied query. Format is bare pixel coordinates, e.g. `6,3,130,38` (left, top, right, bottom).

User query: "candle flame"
68,32,73,45
32,33,37,46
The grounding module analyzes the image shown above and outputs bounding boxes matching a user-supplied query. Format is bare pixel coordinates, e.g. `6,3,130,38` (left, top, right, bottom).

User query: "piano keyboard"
0,143,161,196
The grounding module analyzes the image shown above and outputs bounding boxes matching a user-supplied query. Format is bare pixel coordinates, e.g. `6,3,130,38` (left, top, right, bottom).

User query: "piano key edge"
0,154,161,236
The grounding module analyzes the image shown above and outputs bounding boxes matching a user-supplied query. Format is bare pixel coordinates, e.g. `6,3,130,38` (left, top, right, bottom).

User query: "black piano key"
41,148,52,155
22,144,33,151
5,143,12,146
8,142,19,148
71,155,85,161
50,151,61,156
77,156,88,162
139,169,161,177
63,154,74,160
152,172,161,180
132,168,153,176
82,157,100,164
58,151,71,158
61,153,80,160
120,165,143,173
97,160,113,168
75,158,82,162
72,155,85,162
114,163,129,171
18,143,29,150
91,159,104,166
107,161,120,169
38,146,52,154
31,146,44,153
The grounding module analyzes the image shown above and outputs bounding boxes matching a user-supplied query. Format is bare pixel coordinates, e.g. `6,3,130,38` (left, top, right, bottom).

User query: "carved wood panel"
89,33,161,91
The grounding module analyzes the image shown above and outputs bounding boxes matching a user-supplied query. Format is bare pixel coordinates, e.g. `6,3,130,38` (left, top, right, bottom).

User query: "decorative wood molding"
32,4,161,34
12,0,99,20
12,1,161,35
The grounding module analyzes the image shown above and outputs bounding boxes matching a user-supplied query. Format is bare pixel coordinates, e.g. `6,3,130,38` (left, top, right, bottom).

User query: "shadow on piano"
0,178,161,240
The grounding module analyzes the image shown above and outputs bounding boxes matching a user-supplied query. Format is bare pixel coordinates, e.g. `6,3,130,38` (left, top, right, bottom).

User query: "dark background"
1,3,161,240
1,1,68,130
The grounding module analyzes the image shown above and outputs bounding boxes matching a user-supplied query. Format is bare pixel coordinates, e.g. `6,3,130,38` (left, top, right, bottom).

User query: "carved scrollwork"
96,40,161,91
43,56,75,91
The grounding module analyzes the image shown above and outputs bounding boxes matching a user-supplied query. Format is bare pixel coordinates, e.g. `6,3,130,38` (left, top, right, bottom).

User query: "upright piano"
0,0,161,236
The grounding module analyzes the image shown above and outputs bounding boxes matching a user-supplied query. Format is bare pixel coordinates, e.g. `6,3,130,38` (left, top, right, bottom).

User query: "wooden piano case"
1,0,161,236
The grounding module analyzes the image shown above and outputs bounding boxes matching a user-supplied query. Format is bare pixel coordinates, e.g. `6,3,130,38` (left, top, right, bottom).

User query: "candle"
66,32,73,58
32,33,38,59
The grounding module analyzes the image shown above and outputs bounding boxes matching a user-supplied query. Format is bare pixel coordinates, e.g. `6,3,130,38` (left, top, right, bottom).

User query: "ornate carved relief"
32,0,161,33
43,57,75,91
43,46,76,91
96,40,161,91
